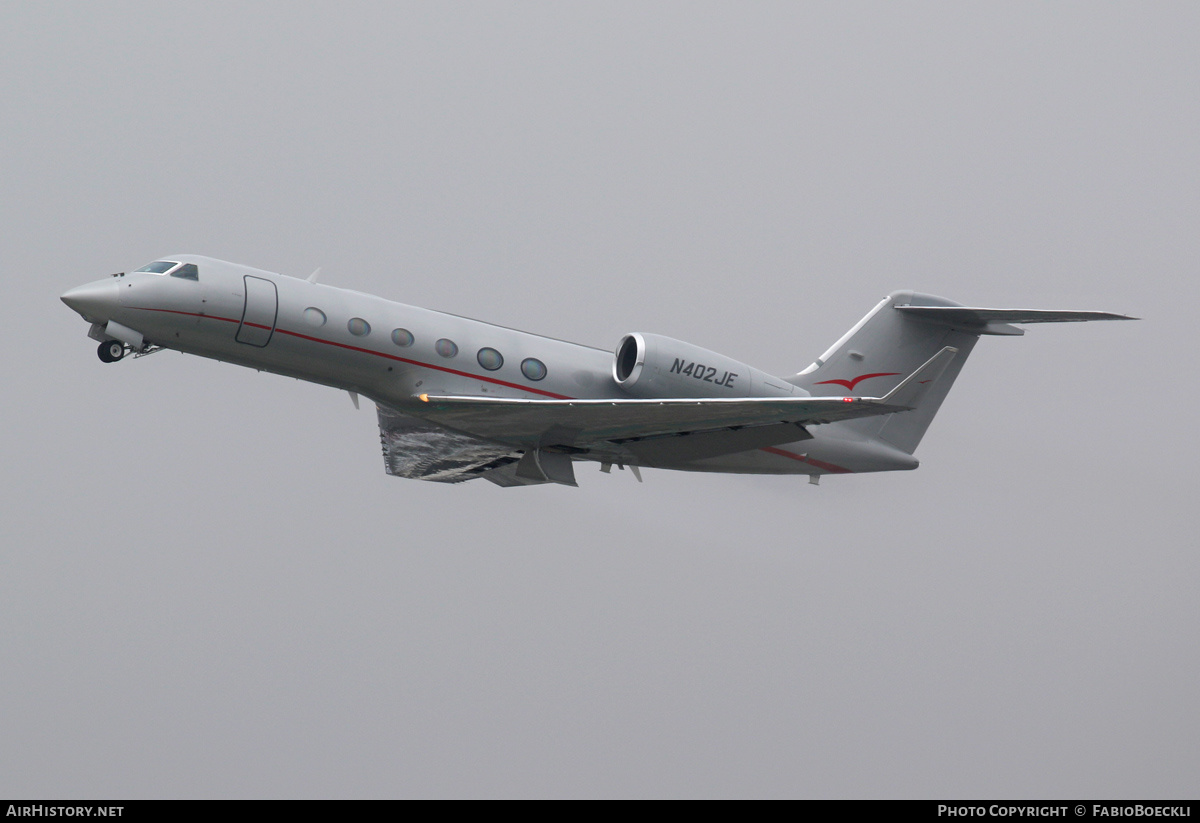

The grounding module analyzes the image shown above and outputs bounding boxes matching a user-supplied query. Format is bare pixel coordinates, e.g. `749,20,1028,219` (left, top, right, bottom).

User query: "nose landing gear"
95,338,162,362
97,340,125,362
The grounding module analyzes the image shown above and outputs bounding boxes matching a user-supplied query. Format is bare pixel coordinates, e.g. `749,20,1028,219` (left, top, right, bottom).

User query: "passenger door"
235,275,278,347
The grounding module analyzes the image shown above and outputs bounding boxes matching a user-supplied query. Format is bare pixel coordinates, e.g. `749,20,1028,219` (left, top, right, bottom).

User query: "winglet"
878,346,958,408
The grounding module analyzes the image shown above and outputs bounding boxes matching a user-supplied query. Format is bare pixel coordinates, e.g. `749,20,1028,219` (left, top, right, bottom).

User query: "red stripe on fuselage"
131,306,850,469
129,306,571,399
759,446,852,473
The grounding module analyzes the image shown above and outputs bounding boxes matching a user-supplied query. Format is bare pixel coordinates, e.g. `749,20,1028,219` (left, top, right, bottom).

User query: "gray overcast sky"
1,1,1196,798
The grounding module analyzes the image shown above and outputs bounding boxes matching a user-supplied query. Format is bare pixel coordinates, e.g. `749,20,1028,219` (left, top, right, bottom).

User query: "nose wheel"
97,340,125,363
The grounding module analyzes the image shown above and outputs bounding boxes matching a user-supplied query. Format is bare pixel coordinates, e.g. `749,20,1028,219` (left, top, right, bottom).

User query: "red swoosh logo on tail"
813,372,899,392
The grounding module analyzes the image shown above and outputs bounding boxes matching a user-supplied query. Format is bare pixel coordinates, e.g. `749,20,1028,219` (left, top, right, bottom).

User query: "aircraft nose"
61,279,119,321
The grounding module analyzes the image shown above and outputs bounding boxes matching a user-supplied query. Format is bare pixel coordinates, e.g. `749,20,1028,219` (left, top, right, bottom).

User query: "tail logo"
814,372,899,392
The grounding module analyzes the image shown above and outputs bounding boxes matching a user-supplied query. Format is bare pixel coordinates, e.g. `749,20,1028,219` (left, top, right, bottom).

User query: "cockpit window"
170,263,199,281
135,261,180,274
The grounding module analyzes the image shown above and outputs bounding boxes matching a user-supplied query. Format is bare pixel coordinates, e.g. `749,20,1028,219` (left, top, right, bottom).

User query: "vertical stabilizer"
789,291,1133,455
788,291,981,454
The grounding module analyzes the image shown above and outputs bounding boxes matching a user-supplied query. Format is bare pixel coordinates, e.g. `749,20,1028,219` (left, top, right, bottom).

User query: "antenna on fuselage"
306,267,321,284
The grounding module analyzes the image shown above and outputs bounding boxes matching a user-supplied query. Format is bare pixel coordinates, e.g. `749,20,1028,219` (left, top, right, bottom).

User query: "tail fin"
788,291,1134,454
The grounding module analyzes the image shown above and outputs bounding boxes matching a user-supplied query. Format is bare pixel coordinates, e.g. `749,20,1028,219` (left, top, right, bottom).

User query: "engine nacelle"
612,332,796,399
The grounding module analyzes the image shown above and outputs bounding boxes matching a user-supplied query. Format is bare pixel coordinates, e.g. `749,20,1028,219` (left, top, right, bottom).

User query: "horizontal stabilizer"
897,305,1137,333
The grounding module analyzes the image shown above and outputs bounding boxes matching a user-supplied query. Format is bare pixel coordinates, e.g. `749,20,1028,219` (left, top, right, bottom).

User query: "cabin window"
435,338,458,358
348,318,371,336
521,358,547,381
170,263,199,281
391,328,414,347
303,307,327,327
477,347,503,371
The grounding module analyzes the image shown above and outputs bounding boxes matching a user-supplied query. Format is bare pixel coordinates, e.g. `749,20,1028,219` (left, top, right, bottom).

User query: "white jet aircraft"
61,255,1133,487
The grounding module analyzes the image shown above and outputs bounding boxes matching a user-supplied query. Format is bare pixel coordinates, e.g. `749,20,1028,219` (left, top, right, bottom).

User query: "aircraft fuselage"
63,254,1131,485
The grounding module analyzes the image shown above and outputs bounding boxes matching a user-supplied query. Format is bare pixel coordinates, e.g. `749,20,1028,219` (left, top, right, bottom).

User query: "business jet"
61,255,1133,487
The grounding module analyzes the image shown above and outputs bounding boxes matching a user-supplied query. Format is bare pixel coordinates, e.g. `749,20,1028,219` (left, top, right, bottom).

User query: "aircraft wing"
408,393,909,451
407,345,952,455
376,397,901,485
377,398,885,485
378,347,954,485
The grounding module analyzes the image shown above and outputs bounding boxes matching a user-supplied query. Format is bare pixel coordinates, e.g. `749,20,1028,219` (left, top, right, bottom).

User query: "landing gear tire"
97,340,125,363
